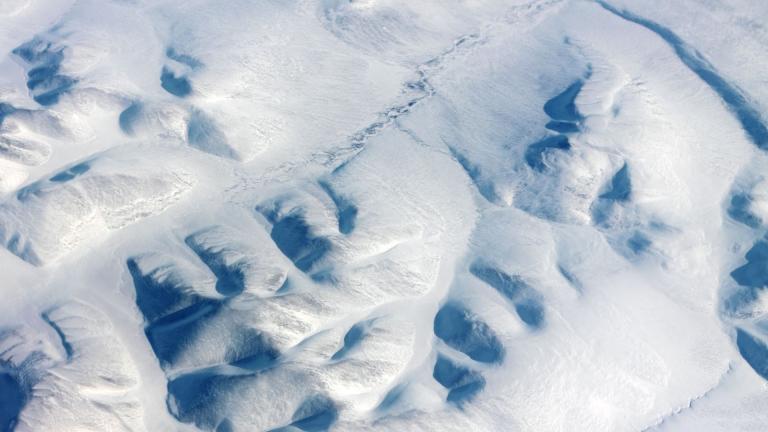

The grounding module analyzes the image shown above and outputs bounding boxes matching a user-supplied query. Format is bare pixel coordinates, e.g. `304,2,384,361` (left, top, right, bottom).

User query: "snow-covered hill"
1,1,768,431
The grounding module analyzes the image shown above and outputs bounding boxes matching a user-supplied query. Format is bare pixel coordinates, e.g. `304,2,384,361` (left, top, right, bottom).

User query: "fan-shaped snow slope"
1,0,767,431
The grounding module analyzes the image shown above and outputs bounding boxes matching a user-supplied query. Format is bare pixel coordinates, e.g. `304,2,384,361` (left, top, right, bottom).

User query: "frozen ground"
0,0,767,431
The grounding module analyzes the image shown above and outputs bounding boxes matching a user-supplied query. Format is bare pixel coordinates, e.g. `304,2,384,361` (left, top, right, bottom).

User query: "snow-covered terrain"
1,0,768,430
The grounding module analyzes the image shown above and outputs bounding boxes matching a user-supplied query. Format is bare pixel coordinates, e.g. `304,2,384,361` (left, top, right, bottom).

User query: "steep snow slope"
1,0,767,431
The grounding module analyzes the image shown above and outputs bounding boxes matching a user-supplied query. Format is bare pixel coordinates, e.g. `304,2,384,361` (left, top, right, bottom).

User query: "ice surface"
1,0,768,431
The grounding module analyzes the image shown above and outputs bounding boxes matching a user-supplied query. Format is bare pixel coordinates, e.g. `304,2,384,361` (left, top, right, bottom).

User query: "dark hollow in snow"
129,253,281,409
0,103,15,126
728,193,762,228
27,69,75,106
167,369,228,427
433,355,486,404
288,395,338,432
13,38,55,63
470,263,528,299
331,321,369,361
119,102,142,135
592,163,632,226
164,334,279,426
725,238,768,313
600,163,631,202
433,303,504,364
224,328,279,371
187,109,234,159
525,77,589,171
276,277,293,294
145,299,223,368
543,80,584,123
185,234,247,297
449,146,500,204
736,328,768,381
13,38,75,106
49,162,90,183
41,312,74,360
166,48,203,69
320,181,358,235
524,135,571,172
626,231,651,255
161,67,192,97
545,120,579,134
216,419,235,432
514,300,545,329
558,264,583,292
470,263,545,329
731,239,768,289
2,230,41,266
16,180,45,201
127,258,203,322
376,383,407,412
0,371,25,432
259,205,331,273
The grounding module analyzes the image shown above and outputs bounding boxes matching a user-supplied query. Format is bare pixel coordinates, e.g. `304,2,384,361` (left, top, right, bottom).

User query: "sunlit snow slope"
1,0,768,431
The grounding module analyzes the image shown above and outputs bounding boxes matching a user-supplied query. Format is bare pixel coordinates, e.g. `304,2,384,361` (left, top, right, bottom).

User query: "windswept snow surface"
1,0,768,431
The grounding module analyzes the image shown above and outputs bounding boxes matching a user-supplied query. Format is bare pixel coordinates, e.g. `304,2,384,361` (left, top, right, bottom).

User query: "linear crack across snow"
315,33,485,171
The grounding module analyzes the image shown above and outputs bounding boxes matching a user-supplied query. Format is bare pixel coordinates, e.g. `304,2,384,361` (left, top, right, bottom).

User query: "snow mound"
0,149,194,265
1,301,143,432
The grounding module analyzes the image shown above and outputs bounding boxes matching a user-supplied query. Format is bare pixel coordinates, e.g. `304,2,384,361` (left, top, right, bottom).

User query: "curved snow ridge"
0,149,195,266
595,0,768,150
0,301,143,432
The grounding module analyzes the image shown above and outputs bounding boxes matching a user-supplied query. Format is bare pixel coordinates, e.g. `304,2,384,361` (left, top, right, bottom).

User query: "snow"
1,0,768,431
